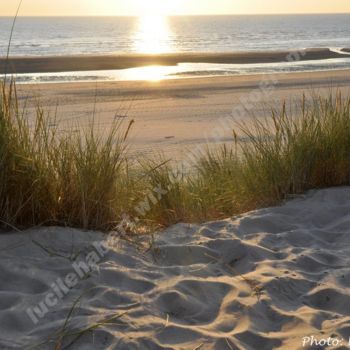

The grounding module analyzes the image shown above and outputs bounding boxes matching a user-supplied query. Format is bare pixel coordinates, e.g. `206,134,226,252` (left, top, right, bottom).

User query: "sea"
0,14,350,83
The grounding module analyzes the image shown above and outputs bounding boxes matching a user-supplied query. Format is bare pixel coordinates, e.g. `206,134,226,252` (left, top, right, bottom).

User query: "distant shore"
1,48,348,74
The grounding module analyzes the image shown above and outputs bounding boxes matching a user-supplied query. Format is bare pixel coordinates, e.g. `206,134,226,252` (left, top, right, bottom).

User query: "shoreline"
12,65,350,86
19,68,350,92
1,48,348,74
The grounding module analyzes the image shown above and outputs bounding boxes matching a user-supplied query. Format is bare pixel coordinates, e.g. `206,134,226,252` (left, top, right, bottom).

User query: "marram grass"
1,81,350,232
139,92,350,225
0,81,135,230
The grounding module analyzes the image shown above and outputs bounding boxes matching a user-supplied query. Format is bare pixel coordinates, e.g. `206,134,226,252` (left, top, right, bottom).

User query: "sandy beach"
17,68,350,159
1,187,350,349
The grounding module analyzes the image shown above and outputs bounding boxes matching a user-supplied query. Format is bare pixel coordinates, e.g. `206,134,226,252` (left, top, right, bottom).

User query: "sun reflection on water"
134,15,172,54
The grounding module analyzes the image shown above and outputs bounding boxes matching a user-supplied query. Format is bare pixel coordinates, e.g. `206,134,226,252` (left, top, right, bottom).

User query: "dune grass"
142,92,350,225
0,81,135,230
1,81,350,232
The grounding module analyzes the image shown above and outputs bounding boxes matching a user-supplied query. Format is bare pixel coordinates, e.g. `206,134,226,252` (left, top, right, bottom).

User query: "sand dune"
1,187,350,349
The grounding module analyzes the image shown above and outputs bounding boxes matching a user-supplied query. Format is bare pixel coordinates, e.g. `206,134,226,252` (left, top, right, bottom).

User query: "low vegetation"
1,81,350,232
0,81,134,230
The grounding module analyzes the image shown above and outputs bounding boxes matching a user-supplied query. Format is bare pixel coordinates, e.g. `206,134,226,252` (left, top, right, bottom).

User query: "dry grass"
1,81,350,231
142,92,350,225
0,81,134,230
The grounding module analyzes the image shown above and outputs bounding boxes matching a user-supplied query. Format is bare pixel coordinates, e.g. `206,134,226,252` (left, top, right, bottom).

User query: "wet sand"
1,48,345,74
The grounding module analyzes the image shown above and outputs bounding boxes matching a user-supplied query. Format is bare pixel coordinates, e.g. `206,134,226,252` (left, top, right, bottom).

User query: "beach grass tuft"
0,81,133,230
1,81,350,231
141,92,350,225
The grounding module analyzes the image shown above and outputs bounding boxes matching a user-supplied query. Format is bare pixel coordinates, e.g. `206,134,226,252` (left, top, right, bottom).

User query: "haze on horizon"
1,0,350,16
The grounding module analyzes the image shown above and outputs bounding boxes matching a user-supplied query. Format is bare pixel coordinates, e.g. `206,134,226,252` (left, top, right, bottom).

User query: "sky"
1,0,350,16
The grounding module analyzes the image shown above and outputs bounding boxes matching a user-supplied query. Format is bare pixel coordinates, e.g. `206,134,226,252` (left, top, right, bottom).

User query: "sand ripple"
1,187,350,349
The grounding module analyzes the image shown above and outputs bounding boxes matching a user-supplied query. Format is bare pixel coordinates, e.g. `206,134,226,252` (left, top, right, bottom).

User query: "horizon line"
1,12,350,17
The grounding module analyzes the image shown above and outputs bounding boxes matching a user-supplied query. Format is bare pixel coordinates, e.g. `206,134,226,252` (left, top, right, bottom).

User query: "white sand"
1,187,350,349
